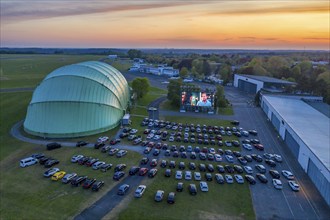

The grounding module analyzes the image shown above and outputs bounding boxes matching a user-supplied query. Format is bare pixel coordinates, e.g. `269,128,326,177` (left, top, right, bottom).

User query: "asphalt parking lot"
225,87,330,220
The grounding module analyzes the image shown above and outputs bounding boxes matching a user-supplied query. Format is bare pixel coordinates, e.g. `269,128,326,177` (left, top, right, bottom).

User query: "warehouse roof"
237,74,296,84
263,95,330,169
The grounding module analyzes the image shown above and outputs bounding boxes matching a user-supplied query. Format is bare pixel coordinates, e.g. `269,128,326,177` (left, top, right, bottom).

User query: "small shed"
122,114,131,125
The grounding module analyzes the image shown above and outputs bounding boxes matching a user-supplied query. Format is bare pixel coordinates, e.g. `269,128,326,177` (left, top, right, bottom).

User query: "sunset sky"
1,0,329,50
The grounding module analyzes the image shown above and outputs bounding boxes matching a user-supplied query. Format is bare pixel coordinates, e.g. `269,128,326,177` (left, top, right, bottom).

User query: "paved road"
225,87,330,220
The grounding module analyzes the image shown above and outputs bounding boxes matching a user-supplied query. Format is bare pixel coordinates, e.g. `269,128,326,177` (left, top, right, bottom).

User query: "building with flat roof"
261,94,330,206
234,74,296,94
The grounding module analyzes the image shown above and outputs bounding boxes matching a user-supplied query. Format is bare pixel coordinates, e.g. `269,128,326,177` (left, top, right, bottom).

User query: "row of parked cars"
20,153,59,168
42,167,105,191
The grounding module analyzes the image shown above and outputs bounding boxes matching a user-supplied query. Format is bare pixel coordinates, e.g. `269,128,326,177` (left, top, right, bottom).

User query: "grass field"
118,159,255,220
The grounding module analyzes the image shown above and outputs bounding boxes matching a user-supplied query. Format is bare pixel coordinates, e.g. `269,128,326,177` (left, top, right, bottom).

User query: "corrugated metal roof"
24,61,130,138
237,74,296,84
264,95,330,170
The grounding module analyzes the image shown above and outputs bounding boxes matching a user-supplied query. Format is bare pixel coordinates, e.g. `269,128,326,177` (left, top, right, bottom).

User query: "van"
20,157,38,168
46,142,61,150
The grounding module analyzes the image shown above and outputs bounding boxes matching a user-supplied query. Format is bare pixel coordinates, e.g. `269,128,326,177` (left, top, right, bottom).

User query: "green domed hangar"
24,61,130,138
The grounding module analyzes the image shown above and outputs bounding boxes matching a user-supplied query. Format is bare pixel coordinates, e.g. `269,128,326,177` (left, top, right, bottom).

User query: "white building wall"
234,74,264,92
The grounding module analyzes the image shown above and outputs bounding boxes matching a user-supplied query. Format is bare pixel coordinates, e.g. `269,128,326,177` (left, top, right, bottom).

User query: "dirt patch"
198,210,245,220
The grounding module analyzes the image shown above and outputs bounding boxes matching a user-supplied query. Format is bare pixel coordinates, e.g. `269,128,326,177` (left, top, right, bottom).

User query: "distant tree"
177,59,193,70
265,56,289,77
132,77,150,99
219,64,232,84
179,67,189,79
202,59,211,76
215,85,227,108
127,49,142,59
167,79,182,107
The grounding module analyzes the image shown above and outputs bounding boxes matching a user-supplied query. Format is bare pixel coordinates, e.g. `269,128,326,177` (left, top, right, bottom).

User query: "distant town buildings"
129,60,179,77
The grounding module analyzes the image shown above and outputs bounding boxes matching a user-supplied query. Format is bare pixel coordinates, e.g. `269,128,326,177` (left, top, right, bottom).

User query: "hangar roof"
264,95,330,170
237,74,296,85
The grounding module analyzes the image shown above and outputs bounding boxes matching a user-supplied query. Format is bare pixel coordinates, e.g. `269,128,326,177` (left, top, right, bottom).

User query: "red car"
83,178,96,189
150,159,158,167
139,168,149,176
110,139,121,145
254,144,264,151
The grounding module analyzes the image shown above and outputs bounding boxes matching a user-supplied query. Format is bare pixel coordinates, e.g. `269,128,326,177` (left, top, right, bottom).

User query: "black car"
237,157,248,165
71,176,87,186
148,169,158,178
164,169,171,177
248,130,258,136
245,175,256,185
179,162,185,170
44,159,59,168
129,166,140,175
76,141,88,147
140,157,149,165
167,192,176,204
31,153,45,159
256,173,268,183
269,170,280,179
39,156,51,165
115,164,127,172
94,142,105,149
207,164,214,172
234,165,244,173
216,165,225,173
160,160,167,168
231,120,240,125
199,164,206,172
225,165,234,173
92,181,105,191
189,162,196,170
244,155,253,162
83,178,97,189
189,184,197,195
205,173,213,181
78,156,89,165
153,149,160,156
265,159,276,167
169,161,176,168
46,142,61,151
251,154,263,162
176,182,184,192
233,151,241,157
113,171,125,181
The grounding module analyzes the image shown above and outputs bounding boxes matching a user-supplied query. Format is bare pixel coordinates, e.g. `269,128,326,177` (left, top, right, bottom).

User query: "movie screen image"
180,91,215,112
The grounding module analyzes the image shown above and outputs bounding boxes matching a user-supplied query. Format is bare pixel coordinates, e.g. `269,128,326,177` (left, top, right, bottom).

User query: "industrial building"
234,74,296,94
261,94,330,206
24,61,130,138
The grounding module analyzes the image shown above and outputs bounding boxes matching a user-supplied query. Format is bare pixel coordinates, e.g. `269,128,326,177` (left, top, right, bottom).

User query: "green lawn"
118,159,255,220
218,107,234,115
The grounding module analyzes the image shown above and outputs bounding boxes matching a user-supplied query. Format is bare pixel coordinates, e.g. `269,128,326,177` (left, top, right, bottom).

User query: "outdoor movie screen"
180,91,215,110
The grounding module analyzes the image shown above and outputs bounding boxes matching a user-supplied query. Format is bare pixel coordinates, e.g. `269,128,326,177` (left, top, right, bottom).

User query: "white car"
147,133,155,139
272,179,283,190
92,161,106,170
274,154,283,162
97,136,109,143
71,155,84,163
134,185,147,198
234,174,244,184
153,135,161,140
43,168,60,177
225,174,234,184
242,143,252,151
243,166,253,174
209,148,216,154
185,171,192,180
199,181,209,192
175,170,183,180
194,172,202,181
214,154,222,162
282,170,294,180
130,129,138,134
225,155,234,163
288,181,300,192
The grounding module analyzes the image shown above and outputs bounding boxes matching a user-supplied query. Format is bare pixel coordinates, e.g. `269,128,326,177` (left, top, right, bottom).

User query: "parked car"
116,150,127,158
44,159,59,168
109,148,119,156
225,174,233,184
114,164,127,172
62,173,77,184
71,175,87,186
44,168,60,177
164,169,171,177
282,170,294,180
51,171,66,181
205,173,212,181
76,141,88,147
255,164,266,173
265,159,276,167
251,154,263,162
117,184,130,195
199,181,209,192
92,161,106,170
234,165,244,173
185,171,192,180
46,142,61,151
101,145,111,153
188,184,197,195
167,192,176,204
245,175,256,185
154,190,164,202
215,173,225,184
100,163,112,172
288,181,300,192
113,171,125,181
269,170,280,179
83,178,97,189
274,154,283,163
169,161,176,168
175,170,183,180
148,168,158,178
140,157,149,165
234,174,244,184
256,173,268,183
85,158,99,167
176,182,184,192
110,138,121,145
272,179,283,190
129,166,140,175
150,159,158,167
194,172,202,181
244,166,253,174
225,165,234,173
135,185,147,198
92,181,105,191
225,155,234,163
71,155,84,163
94,142,105,149
139,168,149,176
